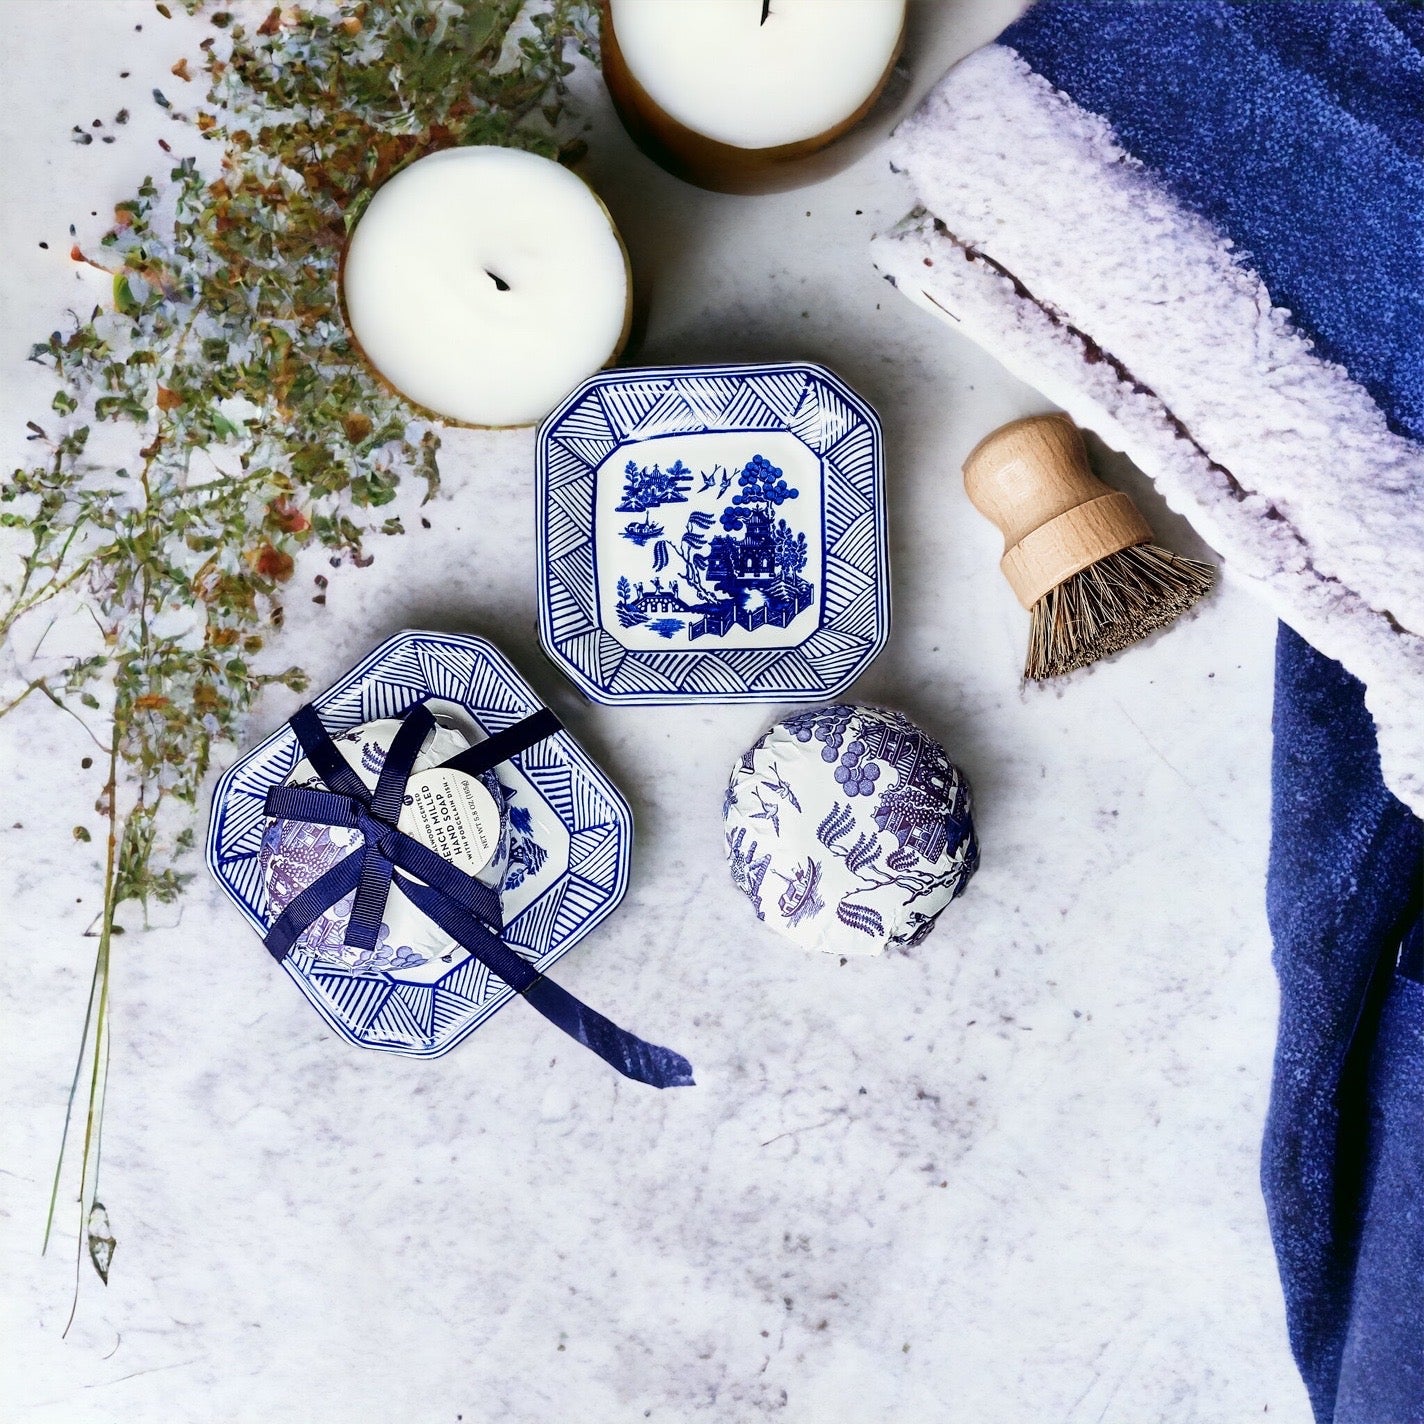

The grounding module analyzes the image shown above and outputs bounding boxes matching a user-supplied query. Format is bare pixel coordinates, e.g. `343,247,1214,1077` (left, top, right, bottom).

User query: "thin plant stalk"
2,0,598,1321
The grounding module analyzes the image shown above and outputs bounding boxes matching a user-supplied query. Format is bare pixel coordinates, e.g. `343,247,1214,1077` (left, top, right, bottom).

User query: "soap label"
398,768,501,878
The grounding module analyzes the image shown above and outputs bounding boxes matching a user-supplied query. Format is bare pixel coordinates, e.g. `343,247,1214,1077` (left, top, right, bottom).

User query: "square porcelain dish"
206,630,633,1057
536,362,889,704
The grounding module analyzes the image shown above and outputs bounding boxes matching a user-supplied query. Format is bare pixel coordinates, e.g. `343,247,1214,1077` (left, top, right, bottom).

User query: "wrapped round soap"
260,716,508,973
723,704,978,956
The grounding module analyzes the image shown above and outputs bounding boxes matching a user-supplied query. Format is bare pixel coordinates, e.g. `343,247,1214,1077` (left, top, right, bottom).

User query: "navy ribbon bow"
262,701,693,1089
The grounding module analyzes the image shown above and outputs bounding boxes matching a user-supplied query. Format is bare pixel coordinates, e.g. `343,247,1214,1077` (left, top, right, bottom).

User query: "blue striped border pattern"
536,362,890,705
205,631,634,1058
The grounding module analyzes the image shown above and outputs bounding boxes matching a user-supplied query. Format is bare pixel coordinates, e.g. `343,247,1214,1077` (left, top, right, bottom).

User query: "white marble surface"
0,4,1309,1421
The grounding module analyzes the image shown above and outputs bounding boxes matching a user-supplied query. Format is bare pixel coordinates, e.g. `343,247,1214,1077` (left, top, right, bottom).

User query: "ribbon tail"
396,873,694,1089
522,976,695,1089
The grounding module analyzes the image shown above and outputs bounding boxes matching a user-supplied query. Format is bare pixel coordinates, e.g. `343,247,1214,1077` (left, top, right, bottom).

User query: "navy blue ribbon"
262,701,693,1089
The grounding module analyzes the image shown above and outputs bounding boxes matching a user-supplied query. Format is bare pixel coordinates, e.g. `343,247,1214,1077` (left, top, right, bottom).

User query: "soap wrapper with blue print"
724,704,978,957
260,716,508,975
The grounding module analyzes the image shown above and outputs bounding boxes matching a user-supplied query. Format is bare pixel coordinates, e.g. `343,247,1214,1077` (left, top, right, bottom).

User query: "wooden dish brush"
962,413,1215,679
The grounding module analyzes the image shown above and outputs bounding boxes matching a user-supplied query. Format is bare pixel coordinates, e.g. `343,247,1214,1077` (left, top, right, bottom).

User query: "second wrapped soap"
260,715,508,974
724,704,978,957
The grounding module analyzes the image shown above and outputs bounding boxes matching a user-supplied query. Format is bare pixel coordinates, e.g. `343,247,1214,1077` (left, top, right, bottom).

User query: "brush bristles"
1025,543,1216,680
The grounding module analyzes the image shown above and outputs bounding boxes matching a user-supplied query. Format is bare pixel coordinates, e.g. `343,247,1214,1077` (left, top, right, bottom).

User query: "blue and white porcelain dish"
536,362,889,705
206,630,633,1058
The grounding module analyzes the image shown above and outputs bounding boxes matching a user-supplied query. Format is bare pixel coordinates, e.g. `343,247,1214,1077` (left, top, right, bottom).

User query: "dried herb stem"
4,0,597,1316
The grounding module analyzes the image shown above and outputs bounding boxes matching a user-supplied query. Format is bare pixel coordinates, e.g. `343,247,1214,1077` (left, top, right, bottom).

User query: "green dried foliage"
1,0,596,1310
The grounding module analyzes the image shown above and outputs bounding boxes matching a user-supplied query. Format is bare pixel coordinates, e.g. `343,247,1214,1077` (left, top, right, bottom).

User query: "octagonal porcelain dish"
536,361,889,704
206,630,633,1057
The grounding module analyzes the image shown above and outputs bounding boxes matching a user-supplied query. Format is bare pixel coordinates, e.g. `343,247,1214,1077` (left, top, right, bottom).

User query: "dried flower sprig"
1,0,595,1321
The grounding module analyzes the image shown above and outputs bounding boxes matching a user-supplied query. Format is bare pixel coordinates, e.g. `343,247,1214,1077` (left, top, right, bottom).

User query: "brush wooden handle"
961,413,1153,609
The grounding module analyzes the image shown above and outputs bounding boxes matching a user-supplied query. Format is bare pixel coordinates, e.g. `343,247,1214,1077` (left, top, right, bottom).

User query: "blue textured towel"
993,5,1424,1416
1000,0,1424,442
920,3,1424,1417
1269,625,1423,1423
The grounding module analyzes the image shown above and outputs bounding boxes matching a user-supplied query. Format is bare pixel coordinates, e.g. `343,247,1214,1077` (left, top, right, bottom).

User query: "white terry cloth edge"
871,44,1424,816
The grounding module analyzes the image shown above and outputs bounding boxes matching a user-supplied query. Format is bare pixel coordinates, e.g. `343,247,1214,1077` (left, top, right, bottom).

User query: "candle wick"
759,0,771,25
484,269,511,292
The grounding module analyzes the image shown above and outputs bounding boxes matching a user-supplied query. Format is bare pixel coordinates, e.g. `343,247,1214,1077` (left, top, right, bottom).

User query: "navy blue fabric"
1382,2,1424,61
1266,627,1423,1424
348,701,433,950
1337,981,1424,1423
1000,0,1424,441
991,6,1424,1417
1232,1,1424,160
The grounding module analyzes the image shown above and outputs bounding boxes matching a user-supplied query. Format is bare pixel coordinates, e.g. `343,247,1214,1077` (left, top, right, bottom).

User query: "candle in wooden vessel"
601,0,906,193
342,147,631,428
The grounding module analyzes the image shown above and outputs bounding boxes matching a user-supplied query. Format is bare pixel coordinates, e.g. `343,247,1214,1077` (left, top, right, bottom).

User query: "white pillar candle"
342,147,631,428
602,0,906,191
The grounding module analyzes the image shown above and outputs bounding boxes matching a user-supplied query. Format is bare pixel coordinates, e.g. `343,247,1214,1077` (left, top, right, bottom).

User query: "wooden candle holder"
339,148,633,429
598,0,906,195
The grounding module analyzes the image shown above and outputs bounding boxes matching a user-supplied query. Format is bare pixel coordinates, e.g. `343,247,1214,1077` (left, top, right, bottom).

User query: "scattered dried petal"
254,545,295,581
269,497,309,534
